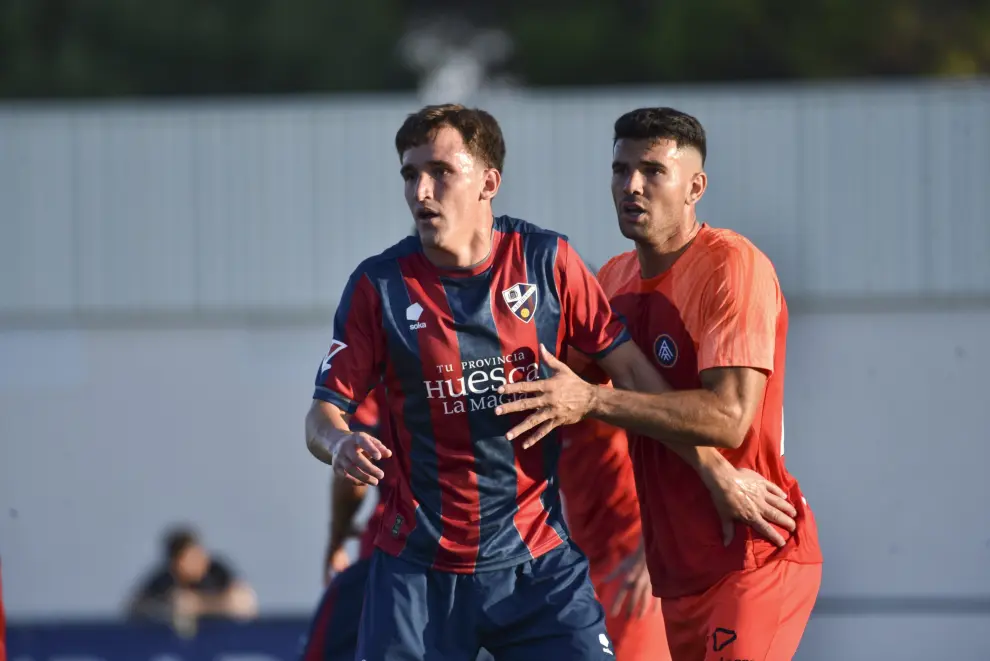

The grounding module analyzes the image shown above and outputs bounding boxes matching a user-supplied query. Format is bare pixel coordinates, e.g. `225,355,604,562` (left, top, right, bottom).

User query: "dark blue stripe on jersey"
522,233,568,543
374,259,442,564
441,273,529,566
312,269,370,412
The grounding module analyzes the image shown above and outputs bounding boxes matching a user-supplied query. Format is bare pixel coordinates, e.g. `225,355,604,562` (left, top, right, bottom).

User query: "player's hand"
323,546,351,585
707,467,797,547
331,431,392,486
604,541,658,619
495,345,596,449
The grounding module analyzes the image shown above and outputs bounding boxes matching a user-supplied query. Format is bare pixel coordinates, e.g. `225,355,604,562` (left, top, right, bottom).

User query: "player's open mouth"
416,209,441,221
620,202,647,219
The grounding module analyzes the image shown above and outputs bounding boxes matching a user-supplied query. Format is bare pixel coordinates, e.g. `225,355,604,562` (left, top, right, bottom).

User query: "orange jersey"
598,224,822,599
558,414,641,582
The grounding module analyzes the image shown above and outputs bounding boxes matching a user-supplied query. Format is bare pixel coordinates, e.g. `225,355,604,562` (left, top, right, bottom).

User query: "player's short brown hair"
613,107,707,165
395,104,506,172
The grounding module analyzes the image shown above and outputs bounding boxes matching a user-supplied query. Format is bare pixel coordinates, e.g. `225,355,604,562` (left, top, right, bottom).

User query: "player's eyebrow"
639,159,667,171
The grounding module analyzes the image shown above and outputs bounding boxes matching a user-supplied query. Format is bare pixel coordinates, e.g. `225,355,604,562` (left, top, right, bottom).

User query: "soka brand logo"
406,302,426,330
502,282,538,322
425,351,539,415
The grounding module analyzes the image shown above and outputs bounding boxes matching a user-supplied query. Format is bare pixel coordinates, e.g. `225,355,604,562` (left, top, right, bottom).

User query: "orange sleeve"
694,244,780,374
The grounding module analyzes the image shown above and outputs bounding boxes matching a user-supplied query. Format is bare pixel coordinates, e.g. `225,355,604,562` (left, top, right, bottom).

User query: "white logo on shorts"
599,632,613,656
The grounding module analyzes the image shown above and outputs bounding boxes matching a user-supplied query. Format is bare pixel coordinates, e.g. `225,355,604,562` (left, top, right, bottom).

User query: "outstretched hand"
331,431,392,486
495,345,596,448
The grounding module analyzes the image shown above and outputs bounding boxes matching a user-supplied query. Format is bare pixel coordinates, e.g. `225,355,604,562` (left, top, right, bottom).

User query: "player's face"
611,138,706,244
400,126,500,253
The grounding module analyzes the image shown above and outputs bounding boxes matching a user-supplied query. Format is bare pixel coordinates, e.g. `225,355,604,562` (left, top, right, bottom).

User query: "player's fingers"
752,518,787,547
764,480,789,500
341,451,384,484
357,432,388,461
722,518,735,547
358,432,392,458
764,493,798,520
610,585,629,619
520,420,558,450
760,503,796,532
336,458,378,486
505,410,552,441
494,394,547,416
635,579,652,618
347,447,386,479
498,380,546,397
335,467,366,486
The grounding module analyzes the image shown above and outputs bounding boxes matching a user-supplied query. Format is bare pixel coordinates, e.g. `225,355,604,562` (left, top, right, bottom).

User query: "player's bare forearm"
328,475,367,554
585,344,733,475
591,365,766,449
591,385,744,449
594,342,751,449
305,400,353,465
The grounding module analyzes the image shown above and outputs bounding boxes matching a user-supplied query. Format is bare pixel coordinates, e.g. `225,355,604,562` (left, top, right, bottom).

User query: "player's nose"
622,171,645,195
415,173,434,201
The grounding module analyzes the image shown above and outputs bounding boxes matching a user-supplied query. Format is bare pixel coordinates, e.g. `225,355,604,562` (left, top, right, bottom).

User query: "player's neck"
636,219,702,279
424,214,495,270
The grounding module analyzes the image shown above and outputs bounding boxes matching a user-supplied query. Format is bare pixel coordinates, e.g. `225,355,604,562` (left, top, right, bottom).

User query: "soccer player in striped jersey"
498,107,822,661
305,104,793,661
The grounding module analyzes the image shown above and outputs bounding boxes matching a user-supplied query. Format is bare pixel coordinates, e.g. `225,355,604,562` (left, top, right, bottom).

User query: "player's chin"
617,217,650,240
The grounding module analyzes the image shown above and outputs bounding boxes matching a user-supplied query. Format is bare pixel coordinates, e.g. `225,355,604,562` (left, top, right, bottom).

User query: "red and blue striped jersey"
313,216,630,573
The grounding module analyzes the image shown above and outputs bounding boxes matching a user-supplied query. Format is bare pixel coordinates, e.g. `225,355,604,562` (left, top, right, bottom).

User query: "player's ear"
687,169,707,206
480,168,501,202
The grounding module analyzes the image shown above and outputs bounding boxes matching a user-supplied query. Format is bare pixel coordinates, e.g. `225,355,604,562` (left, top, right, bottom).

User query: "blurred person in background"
127,525,258,624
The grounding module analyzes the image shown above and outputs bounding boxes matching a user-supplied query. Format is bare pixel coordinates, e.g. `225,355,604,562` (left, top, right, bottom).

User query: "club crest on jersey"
502,283,538,323
653,333,677,368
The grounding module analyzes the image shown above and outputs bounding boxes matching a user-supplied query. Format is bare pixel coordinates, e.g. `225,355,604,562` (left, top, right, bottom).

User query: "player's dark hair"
613,107,707,165
395,104,506,172
163,526,199,560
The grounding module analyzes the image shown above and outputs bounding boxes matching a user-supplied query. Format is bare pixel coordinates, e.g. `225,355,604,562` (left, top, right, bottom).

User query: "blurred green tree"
0,0,986,98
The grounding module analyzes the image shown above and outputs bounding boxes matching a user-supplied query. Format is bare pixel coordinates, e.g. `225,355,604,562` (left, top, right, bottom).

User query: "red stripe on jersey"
373,360,418,559
491,233,564,557
552,236,569,355
401,255,482,571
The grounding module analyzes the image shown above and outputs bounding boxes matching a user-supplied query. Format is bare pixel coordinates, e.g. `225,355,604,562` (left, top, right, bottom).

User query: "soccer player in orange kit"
498,107,822,661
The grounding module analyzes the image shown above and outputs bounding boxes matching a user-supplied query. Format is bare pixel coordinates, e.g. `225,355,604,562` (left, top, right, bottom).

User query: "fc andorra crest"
502,283,538,323
653,333,678,368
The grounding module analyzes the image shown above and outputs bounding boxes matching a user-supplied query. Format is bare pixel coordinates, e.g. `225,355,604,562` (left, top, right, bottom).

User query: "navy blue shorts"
300,557,372,661
356,541,614,661
299,558,495,661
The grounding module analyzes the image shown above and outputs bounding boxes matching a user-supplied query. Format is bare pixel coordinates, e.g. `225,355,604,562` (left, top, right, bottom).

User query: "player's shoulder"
494,214,569,243
348,235,422,282
698,225,777,278
597,250,639,293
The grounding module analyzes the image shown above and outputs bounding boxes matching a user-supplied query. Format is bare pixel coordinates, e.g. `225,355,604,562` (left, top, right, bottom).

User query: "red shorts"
662,560,821,661
595,575,671,661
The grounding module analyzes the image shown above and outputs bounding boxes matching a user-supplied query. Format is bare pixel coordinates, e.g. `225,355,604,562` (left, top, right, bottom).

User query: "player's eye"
645,167,662,176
